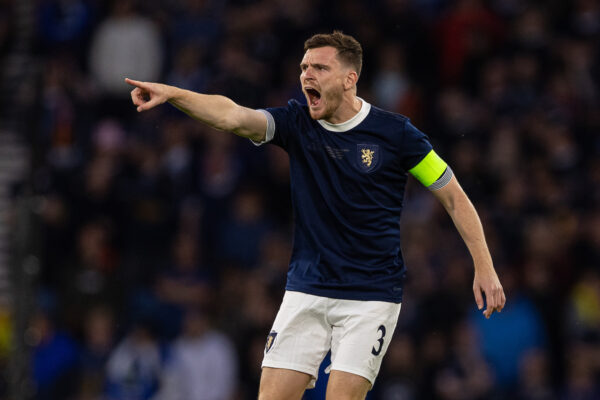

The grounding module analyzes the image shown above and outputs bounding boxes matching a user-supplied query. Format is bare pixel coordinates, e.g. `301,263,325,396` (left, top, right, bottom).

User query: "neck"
324,92,361,124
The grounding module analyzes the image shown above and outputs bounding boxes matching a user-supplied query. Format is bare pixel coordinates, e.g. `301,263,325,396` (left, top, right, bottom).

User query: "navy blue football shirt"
255,99,451,303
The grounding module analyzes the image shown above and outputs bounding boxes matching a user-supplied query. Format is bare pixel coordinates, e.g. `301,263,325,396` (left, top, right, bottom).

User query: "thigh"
258,367,312,400
262,291,332,388
326,370,371,400
329,300,401,386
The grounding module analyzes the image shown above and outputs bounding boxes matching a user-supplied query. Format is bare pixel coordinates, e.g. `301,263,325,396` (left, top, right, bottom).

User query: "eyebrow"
300,62,330,70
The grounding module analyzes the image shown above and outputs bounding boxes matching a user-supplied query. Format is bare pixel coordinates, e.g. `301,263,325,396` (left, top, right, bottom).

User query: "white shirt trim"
317,98,371,132
251,98,371,146
251,109,275,146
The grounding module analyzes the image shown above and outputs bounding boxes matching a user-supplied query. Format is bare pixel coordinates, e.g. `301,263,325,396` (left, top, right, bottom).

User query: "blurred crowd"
0,0,599,399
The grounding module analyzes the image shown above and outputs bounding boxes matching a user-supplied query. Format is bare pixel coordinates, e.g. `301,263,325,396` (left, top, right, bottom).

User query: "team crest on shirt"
357,144,380,172
265,331,278,353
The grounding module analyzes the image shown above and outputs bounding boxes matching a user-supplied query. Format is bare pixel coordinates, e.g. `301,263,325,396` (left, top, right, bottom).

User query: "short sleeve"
250,110,275,146
401,121,453,190
249,100,302,152
399,121,434,171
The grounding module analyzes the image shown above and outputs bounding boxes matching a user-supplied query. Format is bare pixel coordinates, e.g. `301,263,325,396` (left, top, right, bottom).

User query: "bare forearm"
125,78,266,141
433,177,493,270
445,193,492,269
432,175,506,316
167,86,241,132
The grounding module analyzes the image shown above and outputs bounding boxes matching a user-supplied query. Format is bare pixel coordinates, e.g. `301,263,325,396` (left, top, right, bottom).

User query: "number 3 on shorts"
371,325,386,356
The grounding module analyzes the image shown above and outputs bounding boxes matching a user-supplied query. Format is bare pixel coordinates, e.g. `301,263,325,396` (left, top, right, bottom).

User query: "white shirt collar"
317,98,371,132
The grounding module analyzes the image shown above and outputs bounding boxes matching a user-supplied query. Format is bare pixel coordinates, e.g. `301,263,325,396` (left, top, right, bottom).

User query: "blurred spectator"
29,310,80,400
435,0,504,84
166,43,210,94
210,39,268,108
105,322,163,400
38,193,74,287
198,128,242,200
39,55,85,172
372,43,410,111
254,230,292,291
516,348,557,400
137,231,214,338
471,269,547,389
167,0,223,51
37,0,94,57
435,87,482,140
0,307,10,398
570,0,600,37
216,186,271,269
93,119,128,158
155,233,212,305
375,333,417,400
58,221,121,313
566,268,600,343
77,305,116,399
560,343,600,400
12,0,600,398
417,330,449,399
89,0,162,96
432,321,494,400
120,138,173,281
152,309,237,400
159,118,195,202
509,6,549,51
0,307,9,361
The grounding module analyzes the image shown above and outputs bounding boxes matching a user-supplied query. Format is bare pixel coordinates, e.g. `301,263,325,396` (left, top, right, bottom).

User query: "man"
126,31,506,400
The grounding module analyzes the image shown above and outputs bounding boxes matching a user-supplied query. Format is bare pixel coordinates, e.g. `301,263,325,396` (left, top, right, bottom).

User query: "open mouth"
305,88,321,107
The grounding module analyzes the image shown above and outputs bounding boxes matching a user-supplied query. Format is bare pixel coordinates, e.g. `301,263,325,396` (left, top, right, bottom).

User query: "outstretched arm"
431,175,506,319
125,78,267,142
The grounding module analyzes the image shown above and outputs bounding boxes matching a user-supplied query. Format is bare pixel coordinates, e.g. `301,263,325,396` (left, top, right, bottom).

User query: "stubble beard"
309,89,342,121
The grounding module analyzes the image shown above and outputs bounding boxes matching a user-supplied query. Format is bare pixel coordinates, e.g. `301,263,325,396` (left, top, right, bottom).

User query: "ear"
344,70,358,90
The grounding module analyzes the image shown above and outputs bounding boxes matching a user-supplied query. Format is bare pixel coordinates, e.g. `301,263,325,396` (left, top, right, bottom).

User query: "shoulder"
267,99,309,119
268,99,314,132
367,106,409,130
286,99,309,116
364,106,413,142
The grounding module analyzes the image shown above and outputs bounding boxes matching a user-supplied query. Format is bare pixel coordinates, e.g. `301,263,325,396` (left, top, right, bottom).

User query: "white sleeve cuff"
250,109,275,146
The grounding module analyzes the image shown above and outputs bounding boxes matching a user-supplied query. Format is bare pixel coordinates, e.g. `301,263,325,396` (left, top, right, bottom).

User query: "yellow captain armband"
409,150,453,190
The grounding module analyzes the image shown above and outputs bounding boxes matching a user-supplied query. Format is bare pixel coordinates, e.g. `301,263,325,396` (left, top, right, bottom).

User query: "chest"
296,127,401,180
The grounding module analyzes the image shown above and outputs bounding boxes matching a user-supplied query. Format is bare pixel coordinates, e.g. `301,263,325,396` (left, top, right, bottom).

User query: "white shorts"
262,291,402,388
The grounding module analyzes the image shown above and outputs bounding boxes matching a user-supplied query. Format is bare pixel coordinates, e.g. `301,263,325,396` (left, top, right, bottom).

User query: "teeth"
306,88,320,106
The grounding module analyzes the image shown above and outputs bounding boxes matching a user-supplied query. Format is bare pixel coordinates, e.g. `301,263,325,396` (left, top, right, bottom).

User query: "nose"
301,67,314,81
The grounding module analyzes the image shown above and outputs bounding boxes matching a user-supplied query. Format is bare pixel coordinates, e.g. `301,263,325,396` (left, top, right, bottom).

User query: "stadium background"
0,0,598,399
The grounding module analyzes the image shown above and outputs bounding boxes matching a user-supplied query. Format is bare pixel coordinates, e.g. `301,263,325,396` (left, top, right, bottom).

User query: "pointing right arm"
125,78,267,142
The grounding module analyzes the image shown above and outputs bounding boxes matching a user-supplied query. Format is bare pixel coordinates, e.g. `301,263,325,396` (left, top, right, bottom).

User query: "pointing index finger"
125,78,146,89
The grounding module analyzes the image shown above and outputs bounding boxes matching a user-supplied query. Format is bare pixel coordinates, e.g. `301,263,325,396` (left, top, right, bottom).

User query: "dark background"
0,0,598,399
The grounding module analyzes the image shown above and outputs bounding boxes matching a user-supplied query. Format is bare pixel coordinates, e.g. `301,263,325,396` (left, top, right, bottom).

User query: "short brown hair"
304,31,363,77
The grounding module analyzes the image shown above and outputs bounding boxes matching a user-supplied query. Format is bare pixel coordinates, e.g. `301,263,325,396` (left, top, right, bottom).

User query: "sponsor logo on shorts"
265,331,278,353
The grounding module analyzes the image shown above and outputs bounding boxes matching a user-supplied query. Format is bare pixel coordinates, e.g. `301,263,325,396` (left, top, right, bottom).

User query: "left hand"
473,267,506,319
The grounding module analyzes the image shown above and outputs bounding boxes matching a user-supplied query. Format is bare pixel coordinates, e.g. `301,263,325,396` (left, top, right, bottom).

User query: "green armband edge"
409,150,448,187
